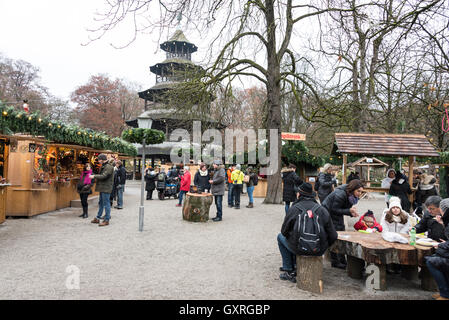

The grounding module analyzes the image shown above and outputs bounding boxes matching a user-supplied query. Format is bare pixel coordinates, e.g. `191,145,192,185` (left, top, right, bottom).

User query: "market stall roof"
332,133,439,157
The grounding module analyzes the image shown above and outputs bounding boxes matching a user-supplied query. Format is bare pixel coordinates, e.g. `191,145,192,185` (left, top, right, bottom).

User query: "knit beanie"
439,198,449,213
389,196,402,210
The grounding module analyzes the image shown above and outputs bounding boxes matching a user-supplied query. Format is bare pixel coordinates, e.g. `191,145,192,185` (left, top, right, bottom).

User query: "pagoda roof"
161,30,198,53
150,58,203,75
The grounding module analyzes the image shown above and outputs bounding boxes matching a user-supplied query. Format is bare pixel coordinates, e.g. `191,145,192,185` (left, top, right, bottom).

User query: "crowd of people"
76,154,127,227
278,162,449,300
76,154,449,299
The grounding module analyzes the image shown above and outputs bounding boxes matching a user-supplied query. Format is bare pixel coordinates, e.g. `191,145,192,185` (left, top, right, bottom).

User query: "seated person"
380,196,411,234
277,183,338,283
415,196,447,241
354,210,382,233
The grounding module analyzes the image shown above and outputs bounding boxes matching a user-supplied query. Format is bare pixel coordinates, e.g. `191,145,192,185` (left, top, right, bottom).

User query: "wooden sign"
281,132,306,141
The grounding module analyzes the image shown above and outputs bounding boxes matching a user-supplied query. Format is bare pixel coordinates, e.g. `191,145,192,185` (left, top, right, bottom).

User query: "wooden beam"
409,156,415,213
342,154,347,184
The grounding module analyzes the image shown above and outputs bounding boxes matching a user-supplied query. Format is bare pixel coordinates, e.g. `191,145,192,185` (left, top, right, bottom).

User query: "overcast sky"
0,0,206,102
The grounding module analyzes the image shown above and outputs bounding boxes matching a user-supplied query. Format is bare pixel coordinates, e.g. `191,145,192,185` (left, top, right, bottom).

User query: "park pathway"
0,182,433,299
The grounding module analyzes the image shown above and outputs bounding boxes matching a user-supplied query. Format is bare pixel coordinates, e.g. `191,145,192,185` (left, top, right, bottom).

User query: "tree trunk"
263,0,282,204
296,255,323,294
182,193,213,222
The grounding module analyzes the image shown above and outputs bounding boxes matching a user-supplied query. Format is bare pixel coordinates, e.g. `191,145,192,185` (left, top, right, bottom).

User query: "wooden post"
367,165,371,187
347,256,365,279
342,154,347,184
377,264,387,291
409,156,415,213
296,255,323,294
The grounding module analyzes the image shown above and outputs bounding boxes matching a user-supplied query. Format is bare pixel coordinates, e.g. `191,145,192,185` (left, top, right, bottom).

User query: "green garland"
121,128,165,145
281,141,325,167
0,102,137,156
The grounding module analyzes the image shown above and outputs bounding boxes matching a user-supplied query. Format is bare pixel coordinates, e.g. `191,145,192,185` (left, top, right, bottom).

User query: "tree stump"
182,192,213,222
296,255,323,294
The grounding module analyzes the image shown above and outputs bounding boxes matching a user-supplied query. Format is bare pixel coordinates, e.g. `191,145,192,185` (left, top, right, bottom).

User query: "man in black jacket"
425,198,449,300
114,160,127,209
277,183,338,283
415,196,447,241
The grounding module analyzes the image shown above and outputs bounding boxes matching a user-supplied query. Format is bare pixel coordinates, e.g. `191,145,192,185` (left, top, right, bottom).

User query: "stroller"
156,172,179,200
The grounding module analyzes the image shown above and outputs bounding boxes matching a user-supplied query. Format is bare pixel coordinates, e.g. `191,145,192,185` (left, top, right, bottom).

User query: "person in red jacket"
176,166,191,207
354,210,383,233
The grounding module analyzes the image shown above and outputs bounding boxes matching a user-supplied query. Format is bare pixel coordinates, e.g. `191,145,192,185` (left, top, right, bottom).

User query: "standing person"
231,164,244,209
227,165,234,207
209,160,226,221
281,164,303,215
277,183,338,283
90,154,114,227
245,166,257,208
347,171,360,183
176,166,191,207
381,169,396,207
418,171,438,206
194,163,211,193
144,167,156,200
389,170,412,213
109,160,117,206
322,179,363,269
317,163,337,203
114,160,126,209
77,163,93,219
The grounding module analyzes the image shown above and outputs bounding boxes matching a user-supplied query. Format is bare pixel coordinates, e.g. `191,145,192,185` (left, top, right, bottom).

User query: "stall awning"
334,133,439,157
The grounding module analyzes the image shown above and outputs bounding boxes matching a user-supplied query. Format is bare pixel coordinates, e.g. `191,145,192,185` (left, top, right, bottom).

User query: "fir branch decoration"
0,102,137,156
121,128,165,145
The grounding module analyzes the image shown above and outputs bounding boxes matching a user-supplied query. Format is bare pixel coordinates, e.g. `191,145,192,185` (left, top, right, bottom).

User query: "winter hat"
213,159,222,165
297,183,315,197
323,163,332,172
97,153,107,161
236,164,241,170
364,210,374,217
439,198,449,214
389,196,402,210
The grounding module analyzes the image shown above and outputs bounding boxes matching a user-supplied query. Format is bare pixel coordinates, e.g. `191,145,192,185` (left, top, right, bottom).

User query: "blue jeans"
97,192,111,221
116,184,124,208
214,195,223,218
247,186,254,203
285,202,291,215
178,190,186,205
228,183,234,206
426,257,449,298
277,233,296,271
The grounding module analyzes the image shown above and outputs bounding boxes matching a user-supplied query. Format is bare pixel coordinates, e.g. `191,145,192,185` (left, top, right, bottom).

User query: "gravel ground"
0,182,435,300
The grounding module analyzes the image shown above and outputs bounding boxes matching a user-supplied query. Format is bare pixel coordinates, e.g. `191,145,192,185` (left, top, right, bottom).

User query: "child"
354,210,382,233
380,196,411,234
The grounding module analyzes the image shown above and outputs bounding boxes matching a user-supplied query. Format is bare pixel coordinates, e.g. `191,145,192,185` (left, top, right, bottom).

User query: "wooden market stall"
348,156,389,187
5,136,116,217
0,135,11,224
333,133,439,211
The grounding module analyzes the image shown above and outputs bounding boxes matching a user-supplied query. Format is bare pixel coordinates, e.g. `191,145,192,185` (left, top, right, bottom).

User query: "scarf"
199,169,208,177
392,215,402,223
348,194,359,205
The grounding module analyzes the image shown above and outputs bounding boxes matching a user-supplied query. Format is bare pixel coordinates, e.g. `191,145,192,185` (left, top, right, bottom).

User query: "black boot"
82,206,88,218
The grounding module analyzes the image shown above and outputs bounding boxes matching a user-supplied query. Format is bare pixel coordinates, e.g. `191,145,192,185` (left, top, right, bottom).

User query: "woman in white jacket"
381,196,411,234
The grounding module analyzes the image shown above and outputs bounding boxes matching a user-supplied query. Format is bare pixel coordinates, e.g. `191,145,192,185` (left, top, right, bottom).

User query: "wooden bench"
296,255,324,294
331,231,437,291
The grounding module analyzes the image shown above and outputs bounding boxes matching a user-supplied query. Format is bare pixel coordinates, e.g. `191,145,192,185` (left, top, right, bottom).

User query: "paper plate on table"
416,238,438,247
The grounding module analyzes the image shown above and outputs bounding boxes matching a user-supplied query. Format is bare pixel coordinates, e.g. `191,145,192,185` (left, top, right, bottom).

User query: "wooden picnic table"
331,231,437,291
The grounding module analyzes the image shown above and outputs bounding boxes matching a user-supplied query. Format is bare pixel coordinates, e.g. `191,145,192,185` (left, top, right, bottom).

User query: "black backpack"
253,175,259,186
293,203,322,255
314,174,321,191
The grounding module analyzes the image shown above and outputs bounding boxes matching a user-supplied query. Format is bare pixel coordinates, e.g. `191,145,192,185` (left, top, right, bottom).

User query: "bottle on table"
409,227,416,246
